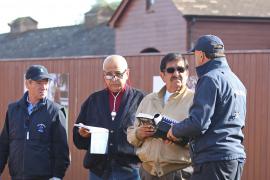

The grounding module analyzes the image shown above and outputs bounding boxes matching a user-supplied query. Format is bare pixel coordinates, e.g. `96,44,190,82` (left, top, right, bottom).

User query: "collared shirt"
26,96,38,115
164,90,173,104
26,96,47,115
108,85,127,113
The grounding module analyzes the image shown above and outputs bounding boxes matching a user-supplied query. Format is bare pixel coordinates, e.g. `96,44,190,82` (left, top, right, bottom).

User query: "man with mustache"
0,65,70,180
127,53,194,180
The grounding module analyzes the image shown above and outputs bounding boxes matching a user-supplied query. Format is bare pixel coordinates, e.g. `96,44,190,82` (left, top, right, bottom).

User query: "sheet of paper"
74,123,108,133
74,123,109,154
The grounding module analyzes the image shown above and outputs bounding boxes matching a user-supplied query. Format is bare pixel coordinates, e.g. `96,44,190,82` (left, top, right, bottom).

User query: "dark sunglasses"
165,66,186,74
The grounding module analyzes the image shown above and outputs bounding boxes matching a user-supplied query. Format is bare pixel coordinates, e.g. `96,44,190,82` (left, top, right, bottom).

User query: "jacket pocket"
161,143,191,163
24,142,52,176
83,149,107,176
136,138,156,162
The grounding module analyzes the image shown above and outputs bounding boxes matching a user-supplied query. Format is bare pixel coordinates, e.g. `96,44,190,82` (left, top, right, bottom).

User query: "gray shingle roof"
0,23,115,59
172,0,270,18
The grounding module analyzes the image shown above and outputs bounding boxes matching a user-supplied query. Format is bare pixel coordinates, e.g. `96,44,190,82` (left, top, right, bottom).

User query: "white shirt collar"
164,90,173,104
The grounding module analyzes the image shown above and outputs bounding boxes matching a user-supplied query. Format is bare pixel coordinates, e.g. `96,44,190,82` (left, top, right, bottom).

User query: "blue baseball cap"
25,65,53,80
191,35,225,57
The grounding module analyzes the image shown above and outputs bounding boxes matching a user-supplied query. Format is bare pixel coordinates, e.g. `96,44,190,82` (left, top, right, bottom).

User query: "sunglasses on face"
165,66,186,74
104,70,126,80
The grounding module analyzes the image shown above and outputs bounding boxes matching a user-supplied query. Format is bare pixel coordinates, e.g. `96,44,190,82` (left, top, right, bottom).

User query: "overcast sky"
0,0,119,34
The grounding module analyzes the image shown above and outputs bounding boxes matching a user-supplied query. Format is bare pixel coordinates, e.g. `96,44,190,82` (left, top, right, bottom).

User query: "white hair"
103,55,128,71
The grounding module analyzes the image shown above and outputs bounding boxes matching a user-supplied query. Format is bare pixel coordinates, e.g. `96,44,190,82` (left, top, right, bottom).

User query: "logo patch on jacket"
37,124,46,133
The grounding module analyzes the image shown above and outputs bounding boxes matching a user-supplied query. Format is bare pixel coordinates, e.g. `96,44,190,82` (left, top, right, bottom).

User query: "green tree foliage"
93,0,121,11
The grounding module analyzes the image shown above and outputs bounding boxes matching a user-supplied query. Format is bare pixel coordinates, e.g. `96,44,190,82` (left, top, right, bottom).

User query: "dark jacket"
172,57,246,164
0,92,70,179
73,86,145,177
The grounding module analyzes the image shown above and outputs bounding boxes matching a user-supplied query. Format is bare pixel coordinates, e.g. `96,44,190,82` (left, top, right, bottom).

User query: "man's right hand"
78,127,91,138
135,125,155,140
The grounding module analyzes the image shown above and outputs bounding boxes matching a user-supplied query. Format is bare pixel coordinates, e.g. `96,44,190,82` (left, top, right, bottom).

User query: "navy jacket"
172,57,246,164
0,92,70,179
73,86,145,177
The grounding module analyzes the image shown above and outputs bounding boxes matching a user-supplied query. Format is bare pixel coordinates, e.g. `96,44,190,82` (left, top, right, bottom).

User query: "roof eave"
108,0,131,28
184,14,270,22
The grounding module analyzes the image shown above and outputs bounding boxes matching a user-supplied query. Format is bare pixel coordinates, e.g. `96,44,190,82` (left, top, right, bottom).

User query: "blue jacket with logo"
172,57,246,164
0,92,70,179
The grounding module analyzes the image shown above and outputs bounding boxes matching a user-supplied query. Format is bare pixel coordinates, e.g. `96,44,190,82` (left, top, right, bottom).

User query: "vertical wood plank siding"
190,20,270,51
115,0,187,55
0,51,270,180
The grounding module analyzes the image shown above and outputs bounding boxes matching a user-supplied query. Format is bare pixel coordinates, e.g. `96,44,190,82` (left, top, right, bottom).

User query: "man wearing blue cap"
164,35,247,180
0,65,70,180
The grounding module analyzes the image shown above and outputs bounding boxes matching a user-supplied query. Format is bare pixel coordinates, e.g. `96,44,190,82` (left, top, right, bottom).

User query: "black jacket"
0,92,70,179
73,86,145,177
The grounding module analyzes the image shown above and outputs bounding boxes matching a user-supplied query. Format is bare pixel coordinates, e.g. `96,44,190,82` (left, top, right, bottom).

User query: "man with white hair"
73,55,145,180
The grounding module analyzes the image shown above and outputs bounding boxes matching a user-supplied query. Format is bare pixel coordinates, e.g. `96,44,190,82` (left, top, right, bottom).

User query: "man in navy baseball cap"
166,34,247,180
191,34,225,58
0,64,70,180
25,65,53,80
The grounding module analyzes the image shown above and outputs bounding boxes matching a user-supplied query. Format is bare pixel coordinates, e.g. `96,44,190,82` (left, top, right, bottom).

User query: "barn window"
146,0,155,12
140,48,160,53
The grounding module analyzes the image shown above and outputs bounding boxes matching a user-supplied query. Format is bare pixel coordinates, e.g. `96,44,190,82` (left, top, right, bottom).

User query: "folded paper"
74,123,109,154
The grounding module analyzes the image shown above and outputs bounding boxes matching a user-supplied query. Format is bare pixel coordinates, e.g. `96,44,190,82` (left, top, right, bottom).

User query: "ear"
102,72,106,81
185,69,189,76
201,53,205,63
160,71,166,83
125,68,130,79
25,80,30,90
201,52,210,63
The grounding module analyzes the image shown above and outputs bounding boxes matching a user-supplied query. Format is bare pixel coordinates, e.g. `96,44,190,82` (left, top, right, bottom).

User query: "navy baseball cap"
191,35,225,56
25,65,53,80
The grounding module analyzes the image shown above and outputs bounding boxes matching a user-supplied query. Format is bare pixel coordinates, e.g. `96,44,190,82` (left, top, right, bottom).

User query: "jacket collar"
101,85,131,114
196,57,229,78
19,91,47,109
157,85,187,100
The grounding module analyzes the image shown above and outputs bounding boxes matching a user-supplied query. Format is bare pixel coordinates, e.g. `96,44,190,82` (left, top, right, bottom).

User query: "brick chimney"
8,17,38,33
84,4,114,28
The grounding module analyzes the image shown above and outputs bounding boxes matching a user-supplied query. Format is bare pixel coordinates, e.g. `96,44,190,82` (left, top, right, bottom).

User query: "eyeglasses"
165,66,186,74
104,70,126,80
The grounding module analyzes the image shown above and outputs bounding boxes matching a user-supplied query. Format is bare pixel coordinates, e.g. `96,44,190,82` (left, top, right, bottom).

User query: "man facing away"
0,65,70,180
166,35,247,180
127,53,194,180
73,55,145,180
